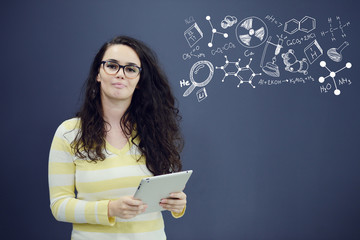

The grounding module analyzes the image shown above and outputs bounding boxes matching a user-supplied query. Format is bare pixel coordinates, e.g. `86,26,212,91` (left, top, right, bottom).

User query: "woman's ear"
96,74,101,82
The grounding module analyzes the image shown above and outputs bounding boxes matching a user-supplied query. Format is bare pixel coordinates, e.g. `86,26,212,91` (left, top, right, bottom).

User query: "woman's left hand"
159,192,187,213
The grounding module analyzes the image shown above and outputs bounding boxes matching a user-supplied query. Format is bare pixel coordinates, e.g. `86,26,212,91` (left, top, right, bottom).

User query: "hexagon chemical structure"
318,60,352,95
284,16,316,34
284,19,299,35
300,16,316,33
216,55,262,88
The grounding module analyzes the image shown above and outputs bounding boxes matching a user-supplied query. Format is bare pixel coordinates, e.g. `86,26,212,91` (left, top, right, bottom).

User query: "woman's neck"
101,97,131,128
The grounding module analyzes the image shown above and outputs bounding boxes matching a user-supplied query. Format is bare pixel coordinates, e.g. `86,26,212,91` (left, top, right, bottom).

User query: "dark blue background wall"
1,0,359,239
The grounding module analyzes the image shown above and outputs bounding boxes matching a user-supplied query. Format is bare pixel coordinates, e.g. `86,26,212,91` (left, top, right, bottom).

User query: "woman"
48,36,187,239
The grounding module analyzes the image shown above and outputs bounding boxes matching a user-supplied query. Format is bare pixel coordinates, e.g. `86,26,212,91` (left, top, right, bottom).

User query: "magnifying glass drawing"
183,60,214,97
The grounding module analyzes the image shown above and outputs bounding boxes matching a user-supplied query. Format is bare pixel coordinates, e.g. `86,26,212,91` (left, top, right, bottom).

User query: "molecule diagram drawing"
283,16,316,35
206,15,228,47
216,55,262,88
318,61,352,95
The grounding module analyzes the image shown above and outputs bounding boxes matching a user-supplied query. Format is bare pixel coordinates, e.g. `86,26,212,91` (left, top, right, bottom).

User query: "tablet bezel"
133,170,193,214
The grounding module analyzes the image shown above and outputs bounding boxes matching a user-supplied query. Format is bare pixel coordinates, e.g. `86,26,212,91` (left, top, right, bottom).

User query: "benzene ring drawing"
183,60,214,97
236,16,268,48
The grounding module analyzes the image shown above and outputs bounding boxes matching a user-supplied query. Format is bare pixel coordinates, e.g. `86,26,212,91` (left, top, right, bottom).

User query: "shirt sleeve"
48,122,115,226
171,206,186,218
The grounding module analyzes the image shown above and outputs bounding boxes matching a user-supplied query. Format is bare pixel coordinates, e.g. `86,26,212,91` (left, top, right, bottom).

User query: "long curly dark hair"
72,36,183,175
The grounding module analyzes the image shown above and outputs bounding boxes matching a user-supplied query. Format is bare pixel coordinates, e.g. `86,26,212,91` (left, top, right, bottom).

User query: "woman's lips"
112,83,126,89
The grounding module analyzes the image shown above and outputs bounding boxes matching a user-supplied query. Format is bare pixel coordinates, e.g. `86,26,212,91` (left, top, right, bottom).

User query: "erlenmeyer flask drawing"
183,60,214,97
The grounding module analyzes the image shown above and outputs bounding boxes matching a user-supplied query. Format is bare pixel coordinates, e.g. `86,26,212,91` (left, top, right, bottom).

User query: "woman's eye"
125,66,137,73
106,63,118,69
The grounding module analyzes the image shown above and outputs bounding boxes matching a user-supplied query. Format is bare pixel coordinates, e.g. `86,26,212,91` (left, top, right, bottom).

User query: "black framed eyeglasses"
100,61,142,79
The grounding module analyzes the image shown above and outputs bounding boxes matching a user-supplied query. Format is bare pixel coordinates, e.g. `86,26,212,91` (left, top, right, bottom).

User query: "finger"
121,204,145,212
159,203,184,213
124,198,145,207
169,192,186,200
121,205,147,218
161,198,186,206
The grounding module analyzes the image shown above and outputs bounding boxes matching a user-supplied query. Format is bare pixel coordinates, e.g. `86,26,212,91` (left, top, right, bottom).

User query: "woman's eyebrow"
105,58,140,66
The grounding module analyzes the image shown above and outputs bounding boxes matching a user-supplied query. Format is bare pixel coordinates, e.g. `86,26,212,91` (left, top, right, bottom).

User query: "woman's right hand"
108,196,147,219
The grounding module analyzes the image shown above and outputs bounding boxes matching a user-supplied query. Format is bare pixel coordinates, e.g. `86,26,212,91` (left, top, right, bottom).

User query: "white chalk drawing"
262,57,280,78
304,39,323,64
318,61,352,95
258,79,289,86
216,55,261,88
244,50,255,57
196,87,208,102
284,16,316,35
236,16,268,48
260,35,285,77
327,41,349,62
258,76,314,86
286,33,316,47
185,16,195,24
184,22,204,48
206,16,229,47
180,14,353,99
183,60,214,97
338,78,352,86
210,42,236,56
264,15,283,28
221,15,237,29
180,79,190,88
182,45,205,60
321,16,350,41
281,49,309,75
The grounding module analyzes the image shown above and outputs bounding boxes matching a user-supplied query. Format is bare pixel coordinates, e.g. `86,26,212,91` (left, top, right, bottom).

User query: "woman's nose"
115,67,125,78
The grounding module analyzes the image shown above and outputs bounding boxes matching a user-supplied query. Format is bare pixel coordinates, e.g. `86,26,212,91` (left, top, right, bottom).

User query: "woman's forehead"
103,44,141,65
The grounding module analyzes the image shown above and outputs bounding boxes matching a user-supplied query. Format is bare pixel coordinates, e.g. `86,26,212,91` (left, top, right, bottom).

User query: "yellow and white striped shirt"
48,118,183,240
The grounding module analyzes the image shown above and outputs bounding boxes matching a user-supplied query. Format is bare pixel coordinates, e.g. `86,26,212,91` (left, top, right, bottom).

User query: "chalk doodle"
258,79,288,86
221,15,237,29
321,16,350,41
283,16,316,35
286,33,316,47
183,60,214,97
260,35,285,77
216,55,261,88
258,76,314,86
184,22,203,48
318,61,352,95
196,87,208,102
182,45,205,60
264,15,283,28
304,39,323,64
327,41,349,62
281,49,309,75
244,50,255,57
338,78,352,86
210,42,236,56
236,16,268,48
185,16,195,25
180,13,353,101
206,16,229,47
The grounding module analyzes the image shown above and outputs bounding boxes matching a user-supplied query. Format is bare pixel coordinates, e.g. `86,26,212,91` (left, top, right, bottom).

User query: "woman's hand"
159,192,187,213
108,196,147,219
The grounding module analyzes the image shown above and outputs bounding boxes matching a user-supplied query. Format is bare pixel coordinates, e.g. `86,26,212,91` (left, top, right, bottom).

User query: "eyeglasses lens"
103,62,140,78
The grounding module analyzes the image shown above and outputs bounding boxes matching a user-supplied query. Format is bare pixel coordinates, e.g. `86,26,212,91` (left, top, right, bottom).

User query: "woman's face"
97,44,141,104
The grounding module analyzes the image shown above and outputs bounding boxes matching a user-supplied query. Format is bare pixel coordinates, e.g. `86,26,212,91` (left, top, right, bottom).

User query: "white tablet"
133,170,193,214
